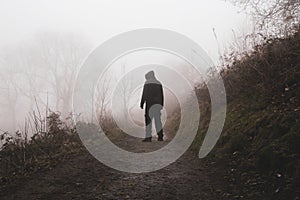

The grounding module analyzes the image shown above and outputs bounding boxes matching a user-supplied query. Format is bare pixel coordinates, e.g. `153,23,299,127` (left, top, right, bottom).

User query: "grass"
189,29,300,198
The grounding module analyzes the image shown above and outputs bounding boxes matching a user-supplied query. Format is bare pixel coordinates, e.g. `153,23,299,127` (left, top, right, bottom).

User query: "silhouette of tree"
228,0,300,37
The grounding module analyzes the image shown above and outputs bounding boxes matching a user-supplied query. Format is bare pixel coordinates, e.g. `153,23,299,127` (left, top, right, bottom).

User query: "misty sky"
0,0,250,63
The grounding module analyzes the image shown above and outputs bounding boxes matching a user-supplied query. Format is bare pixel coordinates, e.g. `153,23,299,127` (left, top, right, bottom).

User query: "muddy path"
1,136,231,200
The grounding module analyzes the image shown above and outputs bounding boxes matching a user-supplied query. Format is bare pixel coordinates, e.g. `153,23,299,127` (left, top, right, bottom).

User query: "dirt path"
1,136,230,200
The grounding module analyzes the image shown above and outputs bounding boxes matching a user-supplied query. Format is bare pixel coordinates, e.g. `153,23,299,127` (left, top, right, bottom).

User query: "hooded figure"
140,70,164,142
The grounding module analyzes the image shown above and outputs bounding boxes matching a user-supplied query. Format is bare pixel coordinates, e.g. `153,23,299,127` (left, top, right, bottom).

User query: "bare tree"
0,60,20,131
120,62,134,118
0,33,91,132
14,43,48,111
36,33,91,119
0,44,47,132
227,0,300,37
95,77,111,123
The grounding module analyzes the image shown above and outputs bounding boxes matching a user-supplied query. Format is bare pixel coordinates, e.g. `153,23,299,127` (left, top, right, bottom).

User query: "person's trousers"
145,105,163,138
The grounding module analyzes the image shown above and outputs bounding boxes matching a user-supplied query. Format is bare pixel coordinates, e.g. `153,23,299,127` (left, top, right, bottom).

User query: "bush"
0,111,82,186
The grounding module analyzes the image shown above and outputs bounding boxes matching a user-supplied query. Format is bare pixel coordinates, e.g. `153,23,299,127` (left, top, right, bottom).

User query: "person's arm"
160,84,164,107
140,84,146,109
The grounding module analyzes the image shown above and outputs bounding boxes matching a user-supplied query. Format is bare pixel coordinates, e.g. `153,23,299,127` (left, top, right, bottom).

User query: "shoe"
157,131,164,141
142,137,152,142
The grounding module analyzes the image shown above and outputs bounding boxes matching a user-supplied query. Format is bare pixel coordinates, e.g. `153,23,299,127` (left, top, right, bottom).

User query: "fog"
0,0,250,134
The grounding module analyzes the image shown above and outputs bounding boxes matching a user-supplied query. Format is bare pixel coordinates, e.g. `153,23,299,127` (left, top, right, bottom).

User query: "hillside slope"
193,30,300,199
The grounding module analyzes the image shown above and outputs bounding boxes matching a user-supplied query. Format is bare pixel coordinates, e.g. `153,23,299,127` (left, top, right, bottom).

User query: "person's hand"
140,104,143,109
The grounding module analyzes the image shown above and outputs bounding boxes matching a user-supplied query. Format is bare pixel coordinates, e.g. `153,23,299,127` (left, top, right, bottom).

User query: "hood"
145,70,156,80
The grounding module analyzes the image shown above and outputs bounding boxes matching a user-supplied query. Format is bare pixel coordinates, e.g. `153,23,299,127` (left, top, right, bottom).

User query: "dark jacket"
140,71,164,110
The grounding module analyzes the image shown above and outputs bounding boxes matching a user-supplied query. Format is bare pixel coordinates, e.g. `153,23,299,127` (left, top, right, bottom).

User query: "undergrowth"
0,111,83,190
189,29,300,198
